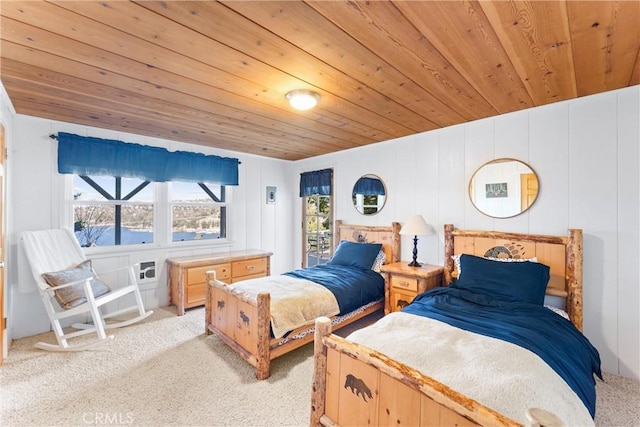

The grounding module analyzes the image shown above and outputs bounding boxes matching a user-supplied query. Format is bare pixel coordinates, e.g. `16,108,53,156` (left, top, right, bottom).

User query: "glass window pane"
172,206,224,241
74,204,154,246
74,204,114,247
73,175,152,202
318,216,331,232
121,178,153,202
318,196,330,214
170,182,224,202
73,176,113,202
306,196,318,215
306,216,318,232
121,205,154,244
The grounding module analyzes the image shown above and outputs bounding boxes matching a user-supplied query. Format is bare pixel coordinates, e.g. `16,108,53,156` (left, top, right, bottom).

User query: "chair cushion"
42,260,111,309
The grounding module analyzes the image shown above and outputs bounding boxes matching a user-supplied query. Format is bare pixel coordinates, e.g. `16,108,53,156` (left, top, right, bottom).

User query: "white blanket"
346,312,594,426
230,275,340,339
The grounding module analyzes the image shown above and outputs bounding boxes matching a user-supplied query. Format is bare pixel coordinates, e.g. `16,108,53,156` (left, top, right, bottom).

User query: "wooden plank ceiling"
1,1,638,161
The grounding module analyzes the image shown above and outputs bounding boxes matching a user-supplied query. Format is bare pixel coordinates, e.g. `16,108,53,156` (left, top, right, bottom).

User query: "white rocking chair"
19,228,153,351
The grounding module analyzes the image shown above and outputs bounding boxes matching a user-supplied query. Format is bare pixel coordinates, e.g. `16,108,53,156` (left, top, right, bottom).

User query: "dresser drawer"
187,263,231,285
390,275,418,292
232,258,268,279
186,283,206,307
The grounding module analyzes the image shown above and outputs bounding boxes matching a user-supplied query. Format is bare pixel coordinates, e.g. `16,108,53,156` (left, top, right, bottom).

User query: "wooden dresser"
380,262,443,314
167,250,272,316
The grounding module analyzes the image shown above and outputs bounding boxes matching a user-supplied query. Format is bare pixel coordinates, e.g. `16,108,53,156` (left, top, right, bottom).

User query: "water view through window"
73,176,225,247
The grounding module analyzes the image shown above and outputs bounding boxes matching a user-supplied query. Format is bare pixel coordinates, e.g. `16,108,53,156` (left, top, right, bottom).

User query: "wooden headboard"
443,224,583,331
335,220,401,265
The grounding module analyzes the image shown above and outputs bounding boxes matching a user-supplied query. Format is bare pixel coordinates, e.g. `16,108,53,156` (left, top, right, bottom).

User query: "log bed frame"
205,220,401,380
310,224,583,427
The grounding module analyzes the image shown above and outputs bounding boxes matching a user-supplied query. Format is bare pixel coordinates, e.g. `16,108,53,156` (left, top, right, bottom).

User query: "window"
170,181,227,242
71,175,229,247
300,168,333,268
303,194,333,267
73,175,154,247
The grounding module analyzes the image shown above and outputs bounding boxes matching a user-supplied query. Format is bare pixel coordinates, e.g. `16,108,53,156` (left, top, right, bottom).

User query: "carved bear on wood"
396,299,409,310
344,374,373,402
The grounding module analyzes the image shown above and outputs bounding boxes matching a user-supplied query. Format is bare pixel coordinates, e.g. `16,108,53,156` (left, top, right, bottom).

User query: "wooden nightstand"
381,262,444,314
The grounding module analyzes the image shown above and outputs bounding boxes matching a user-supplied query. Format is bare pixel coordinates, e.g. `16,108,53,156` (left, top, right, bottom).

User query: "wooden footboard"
205,272,383,380
205,273,270,379
310,317,519,427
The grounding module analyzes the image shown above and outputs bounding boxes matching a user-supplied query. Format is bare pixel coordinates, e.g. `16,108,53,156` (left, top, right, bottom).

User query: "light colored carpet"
0,307,638,427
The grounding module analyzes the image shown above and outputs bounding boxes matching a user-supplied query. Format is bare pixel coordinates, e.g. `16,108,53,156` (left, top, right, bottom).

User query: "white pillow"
452,254,538,278
451,254,462,276
545,305,570,320
371,250,387,273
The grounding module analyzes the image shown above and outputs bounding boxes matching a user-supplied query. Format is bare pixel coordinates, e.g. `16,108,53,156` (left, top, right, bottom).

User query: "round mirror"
469,159,539,218
352,174,386,215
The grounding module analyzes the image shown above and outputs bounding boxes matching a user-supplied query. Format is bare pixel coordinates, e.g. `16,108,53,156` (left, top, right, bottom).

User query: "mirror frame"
352,174,387,216
468,158,539,219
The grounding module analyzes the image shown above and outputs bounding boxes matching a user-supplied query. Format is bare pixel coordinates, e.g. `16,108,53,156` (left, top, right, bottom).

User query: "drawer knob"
399,281,409,287
246,265,255,270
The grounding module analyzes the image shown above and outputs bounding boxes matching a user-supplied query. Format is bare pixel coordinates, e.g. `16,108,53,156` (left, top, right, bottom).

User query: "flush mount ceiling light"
286,89,320,111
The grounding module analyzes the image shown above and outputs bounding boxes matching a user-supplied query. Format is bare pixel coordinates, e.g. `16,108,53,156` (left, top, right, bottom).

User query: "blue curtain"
299,168,332,197
352,177,385,195
57,133,239,185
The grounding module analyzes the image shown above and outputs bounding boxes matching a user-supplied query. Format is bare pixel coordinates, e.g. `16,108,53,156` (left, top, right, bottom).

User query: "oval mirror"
352,174,387,215
469,159,539,218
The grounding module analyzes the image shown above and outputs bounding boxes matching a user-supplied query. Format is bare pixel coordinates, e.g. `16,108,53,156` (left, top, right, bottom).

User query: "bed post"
334,219,343,245
391,221,401,263
444,224,455,285
205,271,213,335
567,229,583,331
310,317,331,427
256,292,271,380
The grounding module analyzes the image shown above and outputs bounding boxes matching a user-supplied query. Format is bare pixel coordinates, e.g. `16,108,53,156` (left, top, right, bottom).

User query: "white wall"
293,86,640,380
5,115,294,339
0,82,16,359
2,82,637,380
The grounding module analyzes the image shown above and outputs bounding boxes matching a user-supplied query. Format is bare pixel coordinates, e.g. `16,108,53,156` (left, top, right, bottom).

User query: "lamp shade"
400,215,430,236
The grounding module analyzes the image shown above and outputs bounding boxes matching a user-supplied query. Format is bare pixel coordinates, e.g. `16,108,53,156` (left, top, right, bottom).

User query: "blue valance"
56,133,239,185
352,177,385,195
300,168,332,197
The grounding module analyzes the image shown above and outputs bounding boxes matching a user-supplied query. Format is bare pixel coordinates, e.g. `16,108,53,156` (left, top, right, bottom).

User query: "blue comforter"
403,287,602,418
283,264,384,314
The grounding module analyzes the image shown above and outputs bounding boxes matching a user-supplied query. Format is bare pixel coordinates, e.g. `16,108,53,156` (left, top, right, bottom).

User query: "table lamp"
400,215,431,267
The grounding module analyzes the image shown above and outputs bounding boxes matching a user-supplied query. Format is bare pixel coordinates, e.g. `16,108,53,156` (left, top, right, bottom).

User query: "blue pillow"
329,240,383,270
450,254,549,305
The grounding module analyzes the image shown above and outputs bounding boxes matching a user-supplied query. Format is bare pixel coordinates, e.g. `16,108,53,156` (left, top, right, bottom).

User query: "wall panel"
295,86,640,379
616,87,640,378
568,91,619,373
528,102,570,234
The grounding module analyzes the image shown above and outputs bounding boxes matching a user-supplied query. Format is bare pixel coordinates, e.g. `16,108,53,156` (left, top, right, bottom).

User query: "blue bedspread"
403,287,602,418
283,264,384,314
